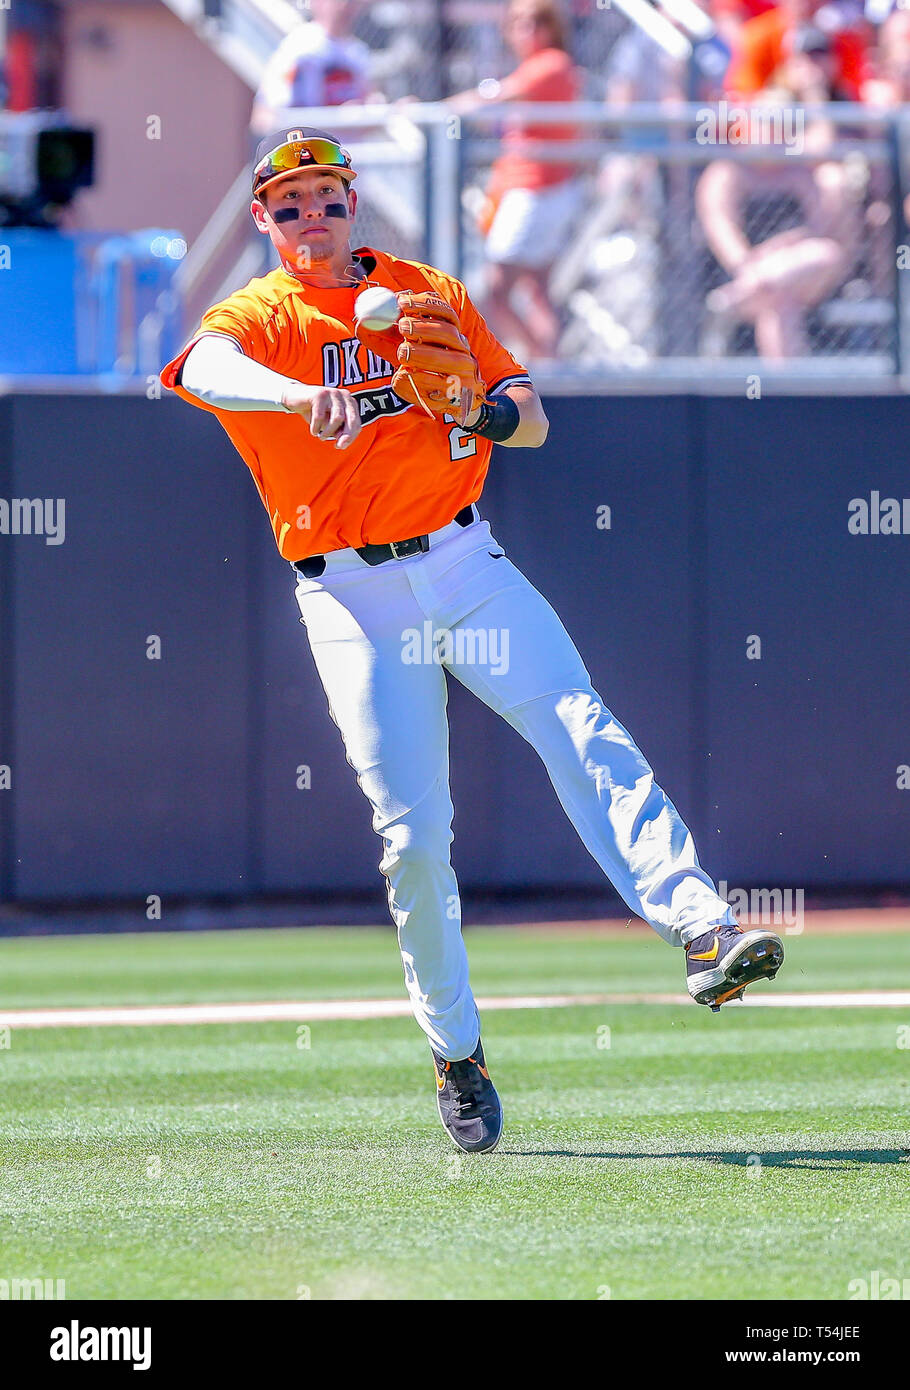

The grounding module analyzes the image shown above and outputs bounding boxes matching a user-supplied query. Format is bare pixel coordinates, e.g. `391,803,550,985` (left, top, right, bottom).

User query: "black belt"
294,505,476,579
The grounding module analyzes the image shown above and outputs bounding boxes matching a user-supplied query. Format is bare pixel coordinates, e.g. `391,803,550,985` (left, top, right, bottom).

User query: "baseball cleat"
432,1038,503,1154
685,922,784,1010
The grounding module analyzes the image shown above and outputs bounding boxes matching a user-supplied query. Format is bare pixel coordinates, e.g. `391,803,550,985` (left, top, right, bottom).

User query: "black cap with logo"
252,127,357,198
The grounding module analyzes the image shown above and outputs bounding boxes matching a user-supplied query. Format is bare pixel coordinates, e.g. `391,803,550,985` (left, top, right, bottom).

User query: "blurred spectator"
251,0,373,135
765,20,856,99
448,0,583,359
726,0,870,101
1,0,62,111
697,35,862,358
863,10,910,237
604,22,687,106
358,2,439,103
711,0,777,57
596,18,686,281
863,7,910,105
604,6,731,109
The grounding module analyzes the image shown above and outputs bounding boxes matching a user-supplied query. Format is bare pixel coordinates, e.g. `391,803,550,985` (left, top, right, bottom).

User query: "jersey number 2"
448,424,477,461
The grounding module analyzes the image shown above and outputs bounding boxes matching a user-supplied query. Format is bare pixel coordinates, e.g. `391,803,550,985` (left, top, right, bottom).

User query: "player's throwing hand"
281,382,362,449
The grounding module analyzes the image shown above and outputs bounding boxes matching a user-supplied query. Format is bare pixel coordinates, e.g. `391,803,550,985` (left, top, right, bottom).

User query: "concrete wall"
60,0,252,243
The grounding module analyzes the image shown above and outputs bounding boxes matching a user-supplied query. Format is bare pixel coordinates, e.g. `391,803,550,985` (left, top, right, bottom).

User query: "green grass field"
1,926,908,1299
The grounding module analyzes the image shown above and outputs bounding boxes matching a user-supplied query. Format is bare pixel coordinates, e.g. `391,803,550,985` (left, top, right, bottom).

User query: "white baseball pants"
293,509,735,1059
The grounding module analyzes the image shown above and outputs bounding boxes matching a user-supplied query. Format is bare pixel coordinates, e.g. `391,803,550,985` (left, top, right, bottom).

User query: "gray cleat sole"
688,929,785,1009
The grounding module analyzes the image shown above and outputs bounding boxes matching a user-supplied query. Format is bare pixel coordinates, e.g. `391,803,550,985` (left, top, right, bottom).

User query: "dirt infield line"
490,908,910,936
2,990,909,1030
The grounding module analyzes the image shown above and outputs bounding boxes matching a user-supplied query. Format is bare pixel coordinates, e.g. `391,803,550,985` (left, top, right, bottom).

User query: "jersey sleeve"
159,290,274,410
450,280,532,397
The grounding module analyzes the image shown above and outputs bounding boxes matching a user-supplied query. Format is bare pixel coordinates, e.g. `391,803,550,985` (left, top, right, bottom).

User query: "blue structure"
0,229,183,376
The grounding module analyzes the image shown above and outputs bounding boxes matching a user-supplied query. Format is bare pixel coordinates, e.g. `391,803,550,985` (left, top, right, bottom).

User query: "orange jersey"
160,247,530,562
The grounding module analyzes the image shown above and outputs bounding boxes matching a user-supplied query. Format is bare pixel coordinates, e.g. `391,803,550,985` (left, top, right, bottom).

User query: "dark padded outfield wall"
0,392,907,905
698,396,910,885
3,396,254,899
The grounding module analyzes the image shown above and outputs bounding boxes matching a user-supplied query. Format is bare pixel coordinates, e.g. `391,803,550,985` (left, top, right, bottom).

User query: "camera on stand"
0,111,95,228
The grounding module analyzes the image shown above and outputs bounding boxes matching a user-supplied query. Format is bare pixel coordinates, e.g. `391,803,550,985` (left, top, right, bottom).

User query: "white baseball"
354,286,401,331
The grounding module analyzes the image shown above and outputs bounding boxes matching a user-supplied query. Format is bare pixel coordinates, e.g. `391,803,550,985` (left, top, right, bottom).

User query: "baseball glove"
355,290,485,427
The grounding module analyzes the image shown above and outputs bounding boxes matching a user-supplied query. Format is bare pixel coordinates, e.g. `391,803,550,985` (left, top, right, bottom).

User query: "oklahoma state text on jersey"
160,247,531,561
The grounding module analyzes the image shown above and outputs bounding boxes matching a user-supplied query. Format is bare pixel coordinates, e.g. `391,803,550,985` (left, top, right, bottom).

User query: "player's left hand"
357,291,486,427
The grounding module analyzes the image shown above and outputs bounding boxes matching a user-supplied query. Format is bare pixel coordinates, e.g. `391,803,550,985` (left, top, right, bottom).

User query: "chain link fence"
173,95,910,389
244,2,905,381
455,103,904,380
345,0,627,102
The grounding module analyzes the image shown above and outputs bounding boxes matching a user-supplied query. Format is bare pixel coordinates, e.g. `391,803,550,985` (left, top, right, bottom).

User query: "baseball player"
161,127,785,1155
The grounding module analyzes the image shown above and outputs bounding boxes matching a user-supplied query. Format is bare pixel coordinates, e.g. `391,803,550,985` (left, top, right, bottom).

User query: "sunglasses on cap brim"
253,138,356,195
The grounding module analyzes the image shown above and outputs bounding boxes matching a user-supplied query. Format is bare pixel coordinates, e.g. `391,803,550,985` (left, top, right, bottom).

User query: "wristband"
466,394,520,442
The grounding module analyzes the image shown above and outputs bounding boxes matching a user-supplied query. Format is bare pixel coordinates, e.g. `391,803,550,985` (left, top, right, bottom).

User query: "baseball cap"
252,127,357,197
792,24,833,54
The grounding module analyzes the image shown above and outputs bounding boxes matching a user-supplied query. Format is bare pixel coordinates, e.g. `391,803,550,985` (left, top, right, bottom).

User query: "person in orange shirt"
161,127,784,1155
726,0,869,100
702,15,864,359
449,0,583,359
711,0,778,59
